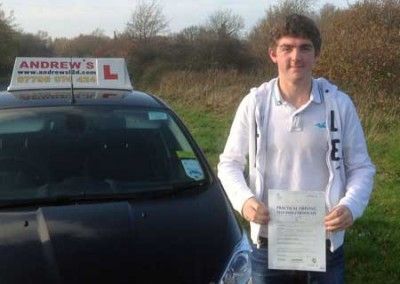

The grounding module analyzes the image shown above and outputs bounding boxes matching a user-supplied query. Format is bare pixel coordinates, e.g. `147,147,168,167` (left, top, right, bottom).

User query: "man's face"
269,36,318,83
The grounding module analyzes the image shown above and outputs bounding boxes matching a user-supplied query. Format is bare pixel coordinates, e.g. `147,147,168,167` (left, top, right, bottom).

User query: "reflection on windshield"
0,106,206,201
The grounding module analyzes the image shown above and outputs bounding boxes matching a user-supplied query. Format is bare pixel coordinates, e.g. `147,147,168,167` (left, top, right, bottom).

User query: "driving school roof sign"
7,57,133,91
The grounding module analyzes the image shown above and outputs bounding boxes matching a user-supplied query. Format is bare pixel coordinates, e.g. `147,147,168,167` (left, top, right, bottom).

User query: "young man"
217,14,375,283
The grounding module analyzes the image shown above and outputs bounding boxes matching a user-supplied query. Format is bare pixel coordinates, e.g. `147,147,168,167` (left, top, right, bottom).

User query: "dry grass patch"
150,69,267,115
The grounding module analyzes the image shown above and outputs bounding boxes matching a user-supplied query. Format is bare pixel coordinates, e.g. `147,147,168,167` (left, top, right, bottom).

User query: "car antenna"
70,57,76,104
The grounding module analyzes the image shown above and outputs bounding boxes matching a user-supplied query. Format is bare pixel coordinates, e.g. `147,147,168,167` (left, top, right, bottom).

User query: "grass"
168,104,232,169
345,126,400,283
146,70,400,283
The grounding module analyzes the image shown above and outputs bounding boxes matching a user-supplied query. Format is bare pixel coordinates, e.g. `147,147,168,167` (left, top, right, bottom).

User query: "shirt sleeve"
337,94,376,220
217,94,255,214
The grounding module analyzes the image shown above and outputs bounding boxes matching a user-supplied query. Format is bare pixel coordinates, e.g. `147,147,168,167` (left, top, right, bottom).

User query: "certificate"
268,189,326,272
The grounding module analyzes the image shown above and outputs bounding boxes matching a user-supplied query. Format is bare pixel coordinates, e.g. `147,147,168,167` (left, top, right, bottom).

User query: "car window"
0,111,44,134
0,106,206,200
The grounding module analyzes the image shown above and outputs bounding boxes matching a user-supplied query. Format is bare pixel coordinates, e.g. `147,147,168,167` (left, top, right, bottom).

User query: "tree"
51,31,112,57
177,25,207,43
206,9,244,38
0,3,15,27
126,0,168,42
16,31,54,56
315,0,400,95
0,3,18,82
90,28,107,38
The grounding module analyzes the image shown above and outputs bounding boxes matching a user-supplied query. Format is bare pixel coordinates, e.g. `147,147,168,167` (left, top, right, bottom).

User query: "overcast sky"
1,0,355,39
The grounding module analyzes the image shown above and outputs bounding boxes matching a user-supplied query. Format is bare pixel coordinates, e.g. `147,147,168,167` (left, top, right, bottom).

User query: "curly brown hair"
270,14,321,55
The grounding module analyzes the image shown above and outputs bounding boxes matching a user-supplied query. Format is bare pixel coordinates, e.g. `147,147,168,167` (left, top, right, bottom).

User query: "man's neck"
278,78,313,108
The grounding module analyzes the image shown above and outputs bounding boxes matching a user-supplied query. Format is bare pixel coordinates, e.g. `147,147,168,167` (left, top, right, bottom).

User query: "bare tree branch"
126,0,168,42
206,9,244,38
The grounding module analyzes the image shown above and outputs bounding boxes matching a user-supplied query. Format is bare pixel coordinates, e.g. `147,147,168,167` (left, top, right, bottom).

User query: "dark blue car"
0,58,251,283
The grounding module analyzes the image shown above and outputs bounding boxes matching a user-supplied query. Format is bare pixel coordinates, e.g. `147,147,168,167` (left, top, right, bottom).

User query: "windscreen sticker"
176,150,196,159
148,111,168,120
181,159,204,180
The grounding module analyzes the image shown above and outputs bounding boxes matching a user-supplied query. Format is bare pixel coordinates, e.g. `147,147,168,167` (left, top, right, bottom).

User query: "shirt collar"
273,78,322,106
310,79,322,104
273,79,284,106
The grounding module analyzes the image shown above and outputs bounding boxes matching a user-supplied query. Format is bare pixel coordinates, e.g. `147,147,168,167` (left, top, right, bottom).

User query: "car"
0,57,251,283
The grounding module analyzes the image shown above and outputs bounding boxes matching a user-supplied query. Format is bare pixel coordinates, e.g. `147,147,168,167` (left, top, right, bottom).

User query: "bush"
315,0,400,97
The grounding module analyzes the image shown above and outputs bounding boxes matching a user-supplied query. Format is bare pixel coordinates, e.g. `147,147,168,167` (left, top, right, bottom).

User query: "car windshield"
0,106,207,201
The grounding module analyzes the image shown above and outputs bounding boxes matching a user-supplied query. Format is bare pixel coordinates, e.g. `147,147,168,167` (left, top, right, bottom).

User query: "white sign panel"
8,57,133,91
268,189,326,272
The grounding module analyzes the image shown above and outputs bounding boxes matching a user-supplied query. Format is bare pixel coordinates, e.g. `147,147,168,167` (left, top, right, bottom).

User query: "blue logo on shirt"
315,122,326,129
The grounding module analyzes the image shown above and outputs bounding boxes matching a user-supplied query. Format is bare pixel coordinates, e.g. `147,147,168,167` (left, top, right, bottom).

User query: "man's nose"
290,48,301,61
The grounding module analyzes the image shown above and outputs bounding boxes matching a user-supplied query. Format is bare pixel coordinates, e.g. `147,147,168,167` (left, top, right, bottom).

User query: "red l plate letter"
103,65,118,80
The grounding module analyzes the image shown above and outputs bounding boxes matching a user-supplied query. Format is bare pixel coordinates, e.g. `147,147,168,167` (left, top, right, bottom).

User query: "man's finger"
256,215,269,225
325,206,349,231
325,217,341,227
325,206,348,221
242,197,269,224
256,204,268,215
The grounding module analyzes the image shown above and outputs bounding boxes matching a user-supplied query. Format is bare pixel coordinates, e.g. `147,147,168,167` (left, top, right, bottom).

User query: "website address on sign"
17,70,97,75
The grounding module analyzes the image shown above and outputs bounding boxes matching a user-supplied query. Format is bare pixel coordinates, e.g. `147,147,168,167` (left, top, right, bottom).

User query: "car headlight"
219,232,252,284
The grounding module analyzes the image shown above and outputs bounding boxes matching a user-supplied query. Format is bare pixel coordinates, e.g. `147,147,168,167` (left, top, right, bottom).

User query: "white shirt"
260,81,329,237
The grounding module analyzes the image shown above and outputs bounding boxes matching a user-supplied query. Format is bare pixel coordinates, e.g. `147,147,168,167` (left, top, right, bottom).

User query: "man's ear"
268,47,277,63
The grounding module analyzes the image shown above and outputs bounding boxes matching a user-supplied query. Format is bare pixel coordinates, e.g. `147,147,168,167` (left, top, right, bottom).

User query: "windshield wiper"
170,179,207,190
0,180,208,209
0,191,149,209
0,195,86,209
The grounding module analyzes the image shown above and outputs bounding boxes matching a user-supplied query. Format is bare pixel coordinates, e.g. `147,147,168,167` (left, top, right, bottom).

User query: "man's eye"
280,46,292,52
301,45,313,51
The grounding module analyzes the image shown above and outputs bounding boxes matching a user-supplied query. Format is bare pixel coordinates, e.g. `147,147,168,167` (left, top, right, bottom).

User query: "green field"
149,71,400,283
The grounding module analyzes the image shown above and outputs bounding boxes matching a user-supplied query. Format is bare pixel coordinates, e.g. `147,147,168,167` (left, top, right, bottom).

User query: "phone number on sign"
17,75,97,84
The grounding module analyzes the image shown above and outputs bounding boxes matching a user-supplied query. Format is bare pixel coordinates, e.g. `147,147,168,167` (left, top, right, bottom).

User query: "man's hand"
325,205,353,232
242,197,269,225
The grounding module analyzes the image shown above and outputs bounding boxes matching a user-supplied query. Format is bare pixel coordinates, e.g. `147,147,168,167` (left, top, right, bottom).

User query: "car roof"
0,89,168,110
